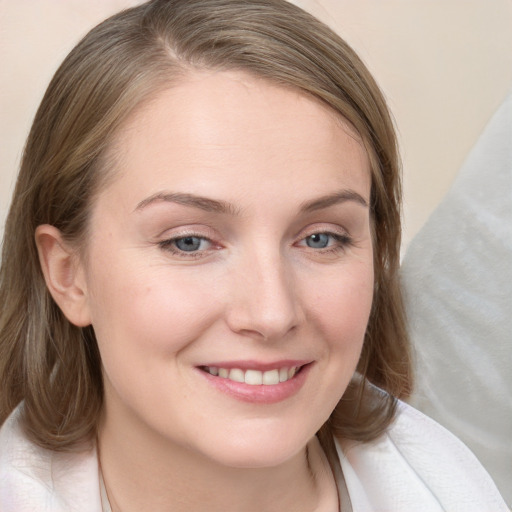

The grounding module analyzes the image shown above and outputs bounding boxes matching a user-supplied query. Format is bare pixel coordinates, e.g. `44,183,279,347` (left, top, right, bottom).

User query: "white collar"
1,401,507,511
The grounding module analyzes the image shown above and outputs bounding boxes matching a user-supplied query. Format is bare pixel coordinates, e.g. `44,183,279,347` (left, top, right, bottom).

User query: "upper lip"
197,359,312,371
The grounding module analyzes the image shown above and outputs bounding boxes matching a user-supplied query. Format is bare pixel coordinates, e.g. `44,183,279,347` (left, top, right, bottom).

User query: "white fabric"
0,406,103,512
402,90,512,506
0,401,507,511
337,401,508,511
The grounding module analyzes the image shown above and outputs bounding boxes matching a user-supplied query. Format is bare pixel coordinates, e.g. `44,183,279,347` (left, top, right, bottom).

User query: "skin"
37,70,373,511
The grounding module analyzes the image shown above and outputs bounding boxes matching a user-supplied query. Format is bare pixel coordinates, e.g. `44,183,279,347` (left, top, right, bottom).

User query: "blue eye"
305,233,331,248
159,235,211,254
174,236,207,252
299,231,352,252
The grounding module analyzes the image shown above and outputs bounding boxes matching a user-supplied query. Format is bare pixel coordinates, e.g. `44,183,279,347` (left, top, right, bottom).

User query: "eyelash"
157,230,353,258
157,235,215,259
299,232,353,254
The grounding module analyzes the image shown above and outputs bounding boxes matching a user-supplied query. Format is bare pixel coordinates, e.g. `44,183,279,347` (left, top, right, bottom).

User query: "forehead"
101,70,370,207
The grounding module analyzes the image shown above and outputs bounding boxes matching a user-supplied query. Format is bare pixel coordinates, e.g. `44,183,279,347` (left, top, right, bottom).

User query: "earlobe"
35,225,92,327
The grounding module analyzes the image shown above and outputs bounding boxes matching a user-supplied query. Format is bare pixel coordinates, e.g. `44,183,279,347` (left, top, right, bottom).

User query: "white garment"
0,401,507,511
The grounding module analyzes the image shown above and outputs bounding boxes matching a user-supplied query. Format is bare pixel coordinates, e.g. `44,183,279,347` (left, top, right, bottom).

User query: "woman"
0,1,507,510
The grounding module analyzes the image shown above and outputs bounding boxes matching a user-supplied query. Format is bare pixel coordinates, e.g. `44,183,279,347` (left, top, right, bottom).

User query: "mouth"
199,364,304,386
196,362,312,404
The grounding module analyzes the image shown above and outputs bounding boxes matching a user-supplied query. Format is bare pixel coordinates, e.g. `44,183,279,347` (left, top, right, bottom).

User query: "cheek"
308,261,374,345
85,254,221,358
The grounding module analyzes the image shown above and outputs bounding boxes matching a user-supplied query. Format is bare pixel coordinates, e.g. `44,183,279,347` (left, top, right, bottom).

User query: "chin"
199,422,313,469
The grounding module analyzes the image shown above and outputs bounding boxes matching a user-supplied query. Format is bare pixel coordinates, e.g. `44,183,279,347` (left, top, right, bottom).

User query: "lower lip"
197,364,312,404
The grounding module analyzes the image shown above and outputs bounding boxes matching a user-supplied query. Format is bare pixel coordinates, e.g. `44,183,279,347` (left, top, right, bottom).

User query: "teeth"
228,368,245,383
245,369,263,385
262,369,279,385
204,365,301,385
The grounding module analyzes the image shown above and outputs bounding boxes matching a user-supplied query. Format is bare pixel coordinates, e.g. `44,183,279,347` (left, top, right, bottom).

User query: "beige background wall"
1,0,512,247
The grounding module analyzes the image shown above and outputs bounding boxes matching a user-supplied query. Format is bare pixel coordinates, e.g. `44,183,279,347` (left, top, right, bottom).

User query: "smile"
201,366,301,385
197,361,312,403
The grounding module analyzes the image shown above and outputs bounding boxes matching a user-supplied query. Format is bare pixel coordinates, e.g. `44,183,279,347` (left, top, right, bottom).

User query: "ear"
35,225,92,327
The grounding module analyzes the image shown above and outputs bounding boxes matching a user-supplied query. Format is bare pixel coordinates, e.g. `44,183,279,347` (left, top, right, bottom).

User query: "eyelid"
295,223,350,241
156,225,223,257
294,224,354,254
155,223,217,239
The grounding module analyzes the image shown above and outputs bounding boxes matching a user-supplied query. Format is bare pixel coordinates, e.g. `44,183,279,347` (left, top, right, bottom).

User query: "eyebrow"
299,190,368,213
134,192,240,215
135,189,368,215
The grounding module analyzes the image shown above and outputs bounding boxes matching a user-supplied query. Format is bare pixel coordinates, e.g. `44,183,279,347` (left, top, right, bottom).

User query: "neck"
97,406,337,512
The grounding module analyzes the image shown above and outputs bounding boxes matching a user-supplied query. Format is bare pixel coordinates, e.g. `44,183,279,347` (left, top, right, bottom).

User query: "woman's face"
82,70,373,468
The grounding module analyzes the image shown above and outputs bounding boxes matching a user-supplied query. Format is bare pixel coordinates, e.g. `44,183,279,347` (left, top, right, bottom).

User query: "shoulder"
336,399,509,512
0,404,102,512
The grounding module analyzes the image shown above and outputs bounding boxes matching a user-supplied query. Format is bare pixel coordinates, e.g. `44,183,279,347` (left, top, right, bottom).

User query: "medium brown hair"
0,0,412,451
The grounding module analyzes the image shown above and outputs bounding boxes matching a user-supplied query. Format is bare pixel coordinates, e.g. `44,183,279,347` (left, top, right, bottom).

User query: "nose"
225,247,301,341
